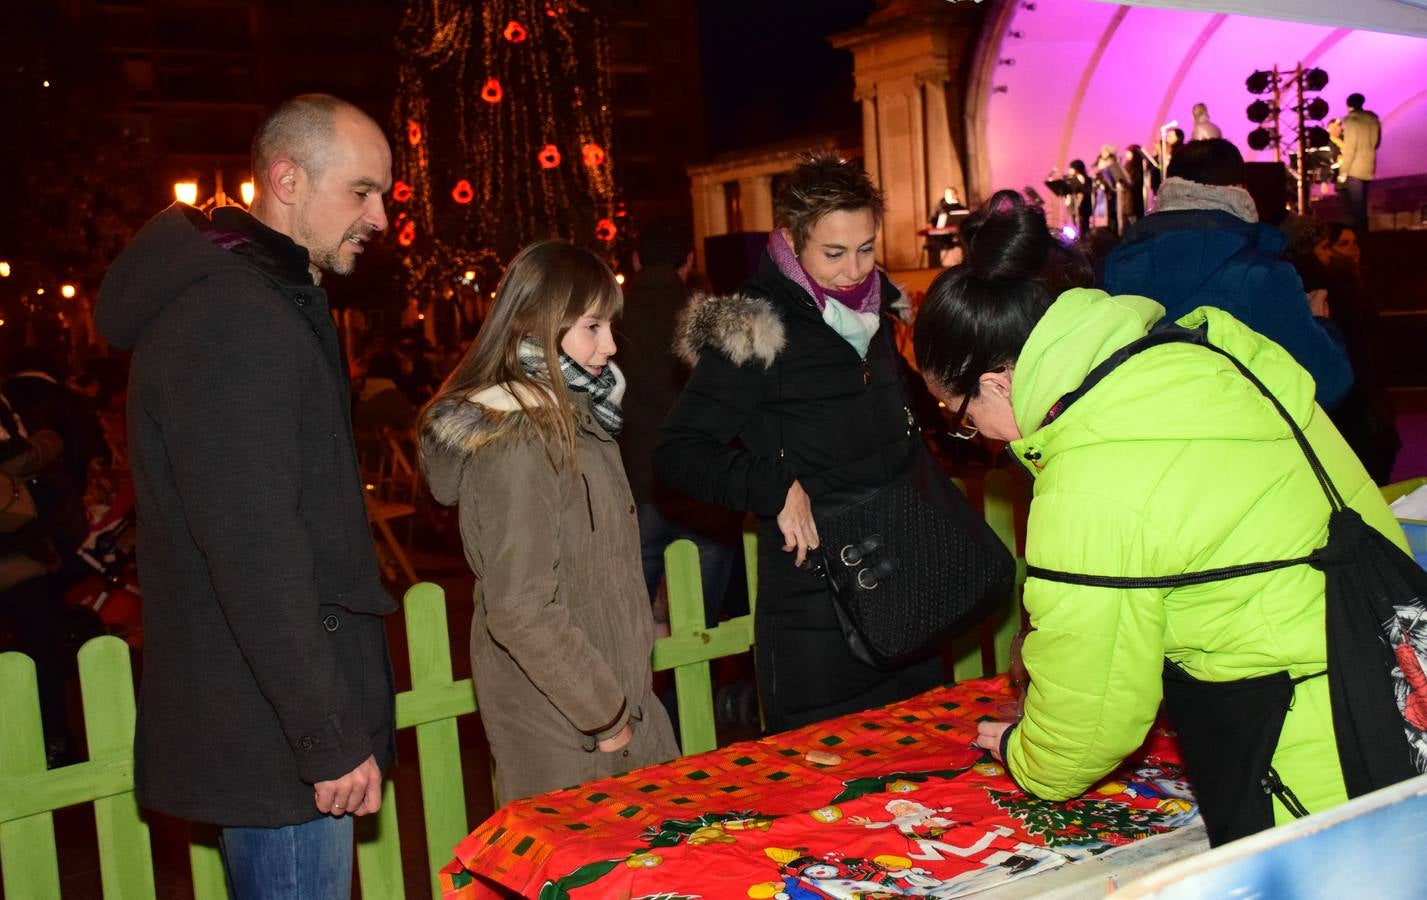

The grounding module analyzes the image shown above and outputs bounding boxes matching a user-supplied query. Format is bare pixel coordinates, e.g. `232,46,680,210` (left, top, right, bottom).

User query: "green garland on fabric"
638,811,780,848
830,766,973,805
539,812,781,899
537,859,622,900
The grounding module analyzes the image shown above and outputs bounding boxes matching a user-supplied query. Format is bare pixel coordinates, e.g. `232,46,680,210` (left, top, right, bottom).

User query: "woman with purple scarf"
655,153,939,731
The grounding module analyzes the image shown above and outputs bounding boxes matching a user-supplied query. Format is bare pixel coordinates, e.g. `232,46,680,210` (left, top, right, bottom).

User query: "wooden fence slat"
983,469,1025,675
405,582,472,900
743,530,759,617
662,540,718,755
0,755,134,822
948,478,987,681
80,636,157,900
396,680,478,728
188,833,228,900
0,651,62,899
355,781,403,899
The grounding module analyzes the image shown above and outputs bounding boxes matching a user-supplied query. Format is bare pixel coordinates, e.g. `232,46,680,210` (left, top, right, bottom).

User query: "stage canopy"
1088,0,1427,38
972,0,1427,209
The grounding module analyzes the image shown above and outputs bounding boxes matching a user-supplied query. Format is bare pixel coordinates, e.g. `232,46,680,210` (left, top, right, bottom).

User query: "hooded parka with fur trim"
655,252,941,733
421,385,678,803
1002,288,1407,827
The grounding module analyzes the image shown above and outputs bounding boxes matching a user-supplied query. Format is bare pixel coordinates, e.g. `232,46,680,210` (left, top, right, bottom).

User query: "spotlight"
1247,128,1276,151
1304,97,1329,121
1246,70,1275,94
1246,100,1275,123
1302,68,1329,91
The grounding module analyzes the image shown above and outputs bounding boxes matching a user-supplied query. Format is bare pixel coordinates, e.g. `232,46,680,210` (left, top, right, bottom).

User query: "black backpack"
1027,324,1424,846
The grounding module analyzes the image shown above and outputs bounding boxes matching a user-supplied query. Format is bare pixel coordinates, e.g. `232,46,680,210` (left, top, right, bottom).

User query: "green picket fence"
0,469,1026,899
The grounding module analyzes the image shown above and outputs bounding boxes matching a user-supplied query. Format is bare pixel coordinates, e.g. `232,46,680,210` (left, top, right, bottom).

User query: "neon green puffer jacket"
1003,288,1406,823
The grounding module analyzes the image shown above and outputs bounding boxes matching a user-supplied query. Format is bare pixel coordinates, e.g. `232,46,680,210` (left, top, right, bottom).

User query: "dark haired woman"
655,152,941,732
913,195,1409,844
419,241,677,802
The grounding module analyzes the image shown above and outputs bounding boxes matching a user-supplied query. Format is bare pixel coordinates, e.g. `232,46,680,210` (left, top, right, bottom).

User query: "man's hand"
777,480,819,568
597,723,633,753
973,721,1014,761
314,754,381,817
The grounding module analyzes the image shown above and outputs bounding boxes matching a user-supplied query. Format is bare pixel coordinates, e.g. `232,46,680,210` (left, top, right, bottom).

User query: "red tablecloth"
441,676,1199,899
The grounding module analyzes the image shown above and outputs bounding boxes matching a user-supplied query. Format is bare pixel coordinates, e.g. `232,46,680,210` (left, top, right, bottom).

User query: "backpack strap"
1025,323,1338,589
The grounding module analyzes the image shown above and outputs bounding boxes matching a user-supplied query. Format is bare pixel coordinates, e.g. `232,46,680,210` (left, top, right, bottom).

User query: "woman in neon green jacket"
912,194,1408,845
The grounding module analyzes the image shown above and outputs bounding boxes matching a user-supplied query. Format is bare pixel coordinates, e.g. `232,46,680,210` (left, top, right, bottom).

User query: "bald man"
97,94,395,899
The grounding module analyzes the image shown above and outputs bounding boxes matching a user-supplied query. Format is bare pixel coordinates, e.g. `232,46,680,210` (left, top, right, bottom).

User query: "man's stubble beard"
294,205,356,278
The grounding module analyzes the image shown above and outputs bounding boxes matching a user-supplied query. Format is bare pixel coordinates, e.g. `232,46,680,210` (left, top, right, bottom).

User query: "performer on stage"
927,187,967,266
1093,145,1128,235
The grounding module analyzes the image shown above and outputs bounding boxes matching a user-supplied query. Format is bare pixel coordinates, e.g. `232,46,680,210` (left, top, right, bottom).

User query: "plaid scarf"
517,338,624,437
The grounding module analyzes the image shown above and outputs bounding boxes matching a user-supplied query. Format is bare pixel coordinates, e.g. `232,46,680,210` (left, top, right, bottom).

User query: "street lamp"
174,168,251,210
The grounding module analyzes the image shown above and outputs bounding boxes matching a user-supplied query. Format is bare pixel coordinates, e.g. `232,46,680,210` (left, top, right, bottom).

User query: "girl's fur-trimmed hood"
418,384,552,505
674,292,788,368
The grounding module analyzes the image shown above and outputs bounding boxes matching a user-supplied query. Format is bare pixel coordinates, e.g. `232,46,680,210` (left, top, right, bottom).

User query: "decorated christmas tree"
986,789,1176,849
391,0,618,314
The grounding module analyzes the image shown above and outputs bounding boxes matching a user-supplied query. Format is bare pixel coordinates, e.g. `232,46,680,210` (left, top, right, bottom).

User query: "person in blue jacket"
1103,138,1353,411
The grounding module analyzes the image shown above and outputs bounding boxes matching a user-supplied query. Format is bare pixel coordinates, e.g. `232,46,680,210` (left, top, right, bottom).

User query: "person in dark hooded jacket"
655,153,940,733
1103,138,1353,412
96,94,395,900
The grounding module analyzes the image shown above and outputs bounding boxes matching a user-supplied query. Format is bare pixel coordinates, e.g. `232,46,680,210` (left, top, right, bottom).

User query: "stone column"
738,174,775,232
688,174,728,272
909,77,929,249
920,72,966,209
871,81,925,270
858,87,887,261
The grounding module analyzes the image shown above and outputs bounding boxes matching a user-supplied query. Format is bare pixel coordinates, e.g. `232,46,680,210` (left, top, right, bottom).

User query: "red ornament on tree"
595,218,618,241
537,144,562,169
503,20,528,42
392,181,413,203
480,78,503,104
581,143,606,167
451,179,474,204
407,119,423,147
398,220,417,247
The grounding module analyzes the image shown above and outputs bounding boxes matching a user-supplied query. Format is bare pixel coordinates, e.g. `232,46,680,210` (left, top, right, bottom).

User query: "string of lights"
392,0,616,305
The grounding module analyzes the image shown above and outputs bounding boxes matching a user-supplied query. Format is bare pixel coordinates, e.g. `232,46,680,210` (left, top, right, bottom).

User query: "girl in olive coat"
420,241,677,803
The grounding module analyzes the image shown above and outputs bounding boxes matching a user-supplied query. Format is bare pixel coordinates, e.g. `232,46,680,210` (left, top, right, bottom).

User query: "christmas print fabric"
441,677,1199,899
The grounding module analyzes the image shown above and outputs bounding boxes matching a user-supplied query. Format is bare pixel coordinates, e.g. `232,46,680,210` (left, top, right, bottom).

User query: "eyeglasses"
948,391,979,440
945,367,1006,441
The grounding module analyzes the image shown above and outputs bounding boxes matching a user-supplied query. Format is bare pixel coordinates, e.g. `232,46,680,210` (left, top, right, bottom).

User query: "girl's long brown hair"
419,240,622,464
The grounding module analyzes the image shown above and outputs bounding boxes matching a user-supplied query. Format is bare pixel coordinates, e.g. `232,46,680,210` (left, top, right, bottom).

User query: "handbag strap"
1025,323,1340,589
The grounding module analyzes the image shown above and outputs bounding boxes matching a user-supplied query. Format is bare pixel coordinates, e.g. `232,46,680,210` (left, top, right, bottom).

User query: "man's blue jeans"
220,814,353,900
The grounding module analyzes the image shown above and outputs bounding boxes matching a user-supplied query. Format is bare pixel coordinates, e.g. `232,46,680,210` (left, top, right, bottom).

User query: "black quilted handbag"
813,443,1017,670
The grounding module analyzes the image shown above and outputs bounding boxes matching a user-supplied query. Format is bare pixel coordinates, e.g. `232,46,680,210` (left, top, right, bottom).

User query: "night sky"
696,0,877,155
